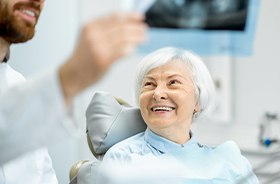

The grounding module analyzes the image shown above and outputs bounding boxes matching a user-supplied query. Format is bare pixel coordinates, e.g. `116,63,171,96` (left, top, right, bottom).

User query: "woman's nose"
153,86,168,101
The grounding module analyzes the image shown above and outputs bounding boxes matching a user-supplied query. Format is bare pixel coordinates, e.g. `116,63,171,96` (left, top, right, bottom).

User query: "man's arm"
60,13,147,106
0,13,147,165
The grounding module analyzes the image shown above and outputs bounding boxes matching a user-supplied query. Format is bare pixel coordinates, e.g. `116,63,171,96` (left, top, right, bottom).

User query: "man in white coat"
0,0,147,182
0,55,58,183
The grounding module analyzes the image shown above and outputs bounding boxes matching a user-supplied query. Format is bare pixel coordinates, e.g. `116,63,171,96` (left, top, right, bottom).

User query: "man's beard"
0,1,41,43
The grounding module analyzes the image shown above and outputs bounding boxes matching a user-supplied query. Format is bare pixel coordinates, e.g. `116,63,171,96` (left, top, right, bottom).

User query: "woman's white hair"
134,47,216,119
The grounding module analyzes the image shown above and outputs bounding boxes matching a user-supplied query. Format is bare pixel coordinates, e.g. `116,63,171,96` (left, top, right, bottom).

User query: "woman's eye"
144,82,152,86
169,80,179,85
143,82,155,87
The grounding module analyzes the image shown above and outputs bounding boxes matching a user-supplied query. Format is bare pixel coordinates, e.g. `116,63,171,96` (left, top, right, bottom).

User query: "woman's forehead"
145,60,191,77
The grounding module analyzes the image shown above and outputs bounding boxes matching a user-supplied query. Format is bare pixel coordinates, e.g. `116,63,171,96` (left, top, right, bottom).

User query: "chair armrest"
69,160,90,182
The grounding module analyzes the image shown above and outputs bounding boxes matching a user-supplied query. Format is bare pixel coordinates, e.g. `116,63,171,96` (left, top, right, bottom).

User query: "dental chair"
69,92,146,184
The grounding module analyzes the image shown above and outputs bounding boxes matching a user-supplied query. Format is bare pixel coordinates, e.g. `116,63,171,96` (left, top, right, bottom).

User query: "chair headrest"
86,92,147,157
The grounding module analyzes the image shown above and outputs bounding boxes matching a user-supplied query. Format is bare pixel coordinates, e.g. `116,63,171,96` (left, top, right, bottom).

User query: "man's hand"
59,13,147,105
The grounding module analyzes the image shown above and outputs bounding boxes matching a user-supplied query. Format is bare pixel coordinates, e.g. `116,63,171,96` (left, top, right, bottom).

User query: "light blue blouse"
102,128,259,184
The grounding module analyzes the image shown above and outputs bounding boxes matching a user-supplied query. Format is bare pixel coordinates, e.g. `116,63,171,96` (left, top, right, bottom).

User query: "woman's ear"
194,103,201,113
193,104,201,119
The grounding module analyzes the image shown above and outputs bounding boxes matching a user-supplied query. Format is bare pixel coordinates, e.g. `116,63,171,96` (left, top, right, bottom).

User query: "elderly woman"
101,47,259,183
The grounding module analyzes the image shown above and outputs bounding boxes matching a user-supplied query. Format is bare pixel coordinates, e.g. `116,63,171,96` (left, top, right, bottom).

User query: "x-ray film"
134,0,260,57
145,0,249,31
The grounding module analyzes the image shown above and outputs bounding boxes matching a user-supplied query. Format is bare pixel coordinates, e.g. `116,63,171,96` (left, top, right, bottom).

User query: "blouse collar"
144,128,199,154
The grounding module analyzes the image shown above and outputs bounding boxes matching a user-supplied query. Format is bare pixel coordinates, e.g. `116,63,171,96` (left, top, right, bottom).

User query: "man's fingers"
76,12,148,72
105,43,138,63
105,23,147,44
96,12,146,30
110,12,145,22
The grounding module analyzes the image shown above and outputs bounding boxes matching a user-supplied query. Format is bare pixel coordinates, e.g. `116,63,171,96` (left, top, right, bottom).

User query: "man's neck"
0,37,10,63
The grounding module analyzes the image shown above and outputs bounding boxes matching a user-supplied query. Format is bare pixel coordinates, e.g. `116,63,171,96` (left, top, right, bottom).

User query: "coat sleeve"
0,69,82,165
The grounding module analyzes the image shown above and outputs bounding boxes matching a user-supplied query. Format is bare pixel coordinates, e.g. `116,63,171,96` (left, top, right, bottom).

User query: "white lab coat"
0,149,58,184
0,63,81,165
0,63,58,183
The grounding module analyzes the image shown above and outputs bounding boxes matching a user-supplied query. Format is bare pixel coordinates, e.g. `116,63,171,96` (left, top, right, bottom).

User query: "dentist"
0,0,147,183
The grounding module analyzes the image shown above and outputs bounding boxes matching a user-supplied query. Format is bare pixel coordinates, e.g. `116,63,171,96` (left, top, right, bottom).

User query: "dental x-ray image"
145,0,249,30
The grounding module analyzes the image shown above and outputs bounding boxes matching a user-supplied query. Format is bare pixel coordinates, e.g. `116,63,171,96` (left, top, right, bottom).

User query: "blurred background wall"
9,0,280,183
